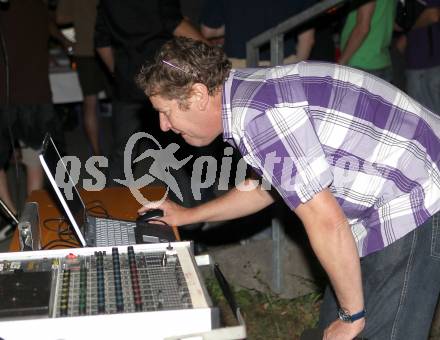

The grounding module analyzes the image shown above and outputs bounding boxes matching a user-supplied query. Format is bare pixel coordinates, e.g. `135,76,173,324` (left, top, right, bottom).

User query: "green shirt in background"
340,0,396,70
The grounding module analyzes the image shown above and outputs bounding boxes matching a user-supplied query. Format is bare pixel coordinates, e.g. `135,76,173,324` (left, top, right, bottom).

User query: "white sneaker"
0,224,14,242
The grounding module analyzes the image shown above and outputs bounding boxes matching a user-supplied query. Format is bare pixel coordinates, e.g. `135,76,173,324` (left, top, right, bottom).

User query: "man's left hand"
324,318,365,340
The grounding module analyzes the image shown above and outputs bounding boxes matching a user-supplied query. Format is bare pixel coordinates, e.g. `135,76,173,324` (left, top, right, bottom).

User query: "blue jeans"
406,65,440,115
319,212,440,339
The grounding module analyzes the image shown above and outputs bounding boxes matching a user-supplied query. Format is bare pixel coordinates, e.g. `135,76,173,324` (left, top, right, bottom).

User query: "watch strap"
338,308,366,323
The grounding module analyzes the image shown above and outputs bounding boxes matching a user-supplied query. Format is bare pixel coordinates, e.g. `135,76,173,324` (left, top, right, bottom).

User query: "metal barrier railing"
246,0,348,67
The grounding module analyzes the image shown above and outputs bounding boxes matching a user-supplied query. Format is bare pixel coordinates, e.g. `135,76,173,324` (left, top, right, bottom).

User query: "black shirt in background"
95,0,183,102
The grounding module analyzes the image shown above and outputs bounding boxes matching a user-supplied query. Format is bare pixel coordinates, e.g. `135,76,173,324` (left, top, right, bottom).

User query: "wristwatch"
338,307,366,323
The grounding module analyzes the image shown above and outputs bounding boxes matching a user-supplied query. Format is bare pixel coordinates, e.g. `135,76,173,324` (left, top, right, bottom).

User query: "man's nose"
159,113,171,132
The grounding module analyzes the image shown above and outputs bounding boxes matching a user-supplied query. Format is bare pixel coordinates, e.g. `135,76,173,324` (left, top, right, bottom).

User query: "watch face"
338,308,352,322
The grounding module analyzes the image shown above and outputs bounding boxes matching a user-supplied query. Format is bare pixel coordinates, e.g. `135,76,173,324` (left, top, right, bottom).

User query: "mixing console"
53,246,192,317
0,242,232,340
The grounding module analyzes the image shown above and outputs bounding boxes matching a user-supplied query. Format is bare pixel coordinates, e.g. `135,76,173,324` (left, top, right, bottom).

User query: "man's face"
149,93,221,147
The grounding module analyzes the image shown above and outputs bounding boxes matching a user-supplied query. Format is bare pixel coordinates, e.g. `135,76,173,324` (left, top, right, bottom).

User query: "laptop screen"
39,134,87,246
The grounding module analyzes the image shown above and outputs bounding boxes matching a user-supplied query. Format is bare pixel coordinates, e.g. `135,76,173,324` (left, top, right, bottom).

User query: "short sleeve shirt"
222,62,440,256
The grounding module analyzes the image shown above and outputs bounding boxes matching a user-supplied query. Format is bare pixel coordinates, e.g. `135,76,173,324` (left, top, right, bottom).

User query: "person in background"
200,0,316,68
56,0,109,156
137,37,440,339
94,0,206,187
0,0,68,240
180,0,203,27
396,0,440,114
339,0,396,81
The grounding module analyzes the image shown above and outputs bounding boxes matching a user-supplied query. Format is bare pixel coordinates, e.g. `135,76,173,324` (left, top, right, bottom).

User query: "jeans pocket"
430,213,440,259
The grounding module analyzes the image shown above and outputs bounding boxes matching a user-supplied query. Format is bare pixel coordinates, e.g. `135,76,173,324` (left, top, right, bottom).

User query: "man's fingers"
137,201,165,214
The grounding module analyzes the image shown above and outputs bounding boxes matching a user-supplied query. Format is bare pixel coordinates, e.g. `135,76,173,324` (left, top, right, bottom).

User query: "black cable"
85,200,110,218
42,217,66,232
42,239,78,250
42,217,80,249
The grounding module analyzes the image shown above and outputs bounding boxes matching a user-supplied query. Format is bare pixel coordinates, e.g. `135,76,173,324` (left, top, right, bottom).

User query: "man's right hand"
138,199,193,227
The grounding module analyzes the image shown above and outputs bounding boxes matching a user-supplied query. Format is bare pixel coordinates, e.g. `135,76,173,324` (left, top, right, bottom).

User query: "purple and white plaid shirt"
221,62,440,256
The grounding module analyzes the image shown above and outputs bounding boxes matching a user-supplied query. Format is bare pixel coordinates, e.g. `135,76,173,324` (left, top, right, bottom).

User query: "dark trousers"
319,212,440,339
107,100,155,187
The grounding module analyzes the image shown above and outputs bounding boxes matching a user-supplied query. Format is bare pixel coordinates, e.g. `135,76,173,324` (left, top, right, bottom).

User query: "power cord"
41,200,112,249
85,200,110,218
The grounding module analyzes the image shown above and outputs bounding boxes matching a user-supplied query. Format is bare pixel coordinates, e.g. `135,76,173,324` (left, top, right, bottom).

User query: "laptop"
39,134,138,247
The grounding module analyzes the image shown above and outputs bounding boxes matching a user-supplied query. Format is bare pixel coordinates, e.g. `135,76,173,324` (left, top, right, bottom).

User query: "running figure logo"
114,132,193,206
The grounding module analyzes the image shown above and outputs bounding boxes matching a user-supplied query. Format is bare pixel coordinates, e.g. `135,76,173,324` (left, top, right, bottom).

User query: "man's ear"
191,83,209,110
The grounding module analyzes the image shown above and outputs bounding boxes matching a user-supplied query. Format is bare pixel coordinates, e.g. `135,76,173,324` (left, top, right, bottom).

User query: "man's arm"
94,2,114,73
200,0,225,46
339,1,375,65
173,18,207,42
413,6,440,28
159,0,206,42
295,28,315,62
294,188,365,339
96,46,114,74
201,24,225,40
201,24,225,46
139,179,275,227
48,9,73,51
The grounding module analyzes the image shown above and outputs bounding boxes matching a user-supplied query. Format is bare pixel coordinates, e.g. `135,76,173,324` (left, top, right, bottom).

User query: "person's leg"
75,56,106,156
82,94,101,155
388,214,440,339
0,105,17,214
425,65,440,115
21,146,43,195
319,215,440,339
406,68,430,110
25,166,43,195
0,170,15,241
17,103,60,195
0,169,16,214
107,101,144,186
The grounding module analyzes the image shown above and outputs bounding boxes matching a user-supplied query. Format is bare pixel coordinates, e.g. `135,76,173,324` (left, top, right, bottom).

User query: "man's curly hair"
136,37,231,108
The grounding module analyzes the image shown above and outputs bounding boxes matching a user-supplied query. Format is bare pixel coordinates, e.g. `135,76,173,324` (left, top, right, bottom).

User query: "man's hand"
138,199,192,227
324,318,365,340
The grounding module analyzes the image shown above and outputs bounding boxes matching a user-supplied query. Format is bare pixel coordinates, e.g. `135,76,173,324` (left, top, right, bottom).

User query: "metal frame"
246,0,348,67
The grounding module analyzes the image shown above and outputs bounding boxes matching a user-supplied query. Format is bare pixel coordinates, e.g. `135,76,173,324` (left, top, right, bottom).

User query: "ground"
205,278,440,340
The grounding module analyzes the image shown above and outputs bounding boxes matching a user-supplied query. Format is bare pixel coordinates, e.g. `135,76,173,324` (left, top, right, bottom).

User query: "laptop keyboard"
95,218,136,246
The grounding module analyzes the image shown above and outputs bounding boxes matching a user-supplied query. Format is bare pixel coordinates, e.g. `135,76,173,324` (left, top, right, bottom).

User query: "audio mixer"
0,242,244,340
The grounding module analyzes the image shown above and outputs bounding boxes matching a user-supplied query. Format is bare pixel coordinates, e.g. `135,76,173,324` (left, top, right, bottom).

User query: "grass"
205,277,322,340
205,276,440,340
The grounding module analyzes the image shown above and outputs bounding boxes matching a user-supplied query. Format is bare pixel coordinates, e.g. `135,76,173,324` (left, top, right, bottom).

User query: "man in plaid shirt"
137,37,440,339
